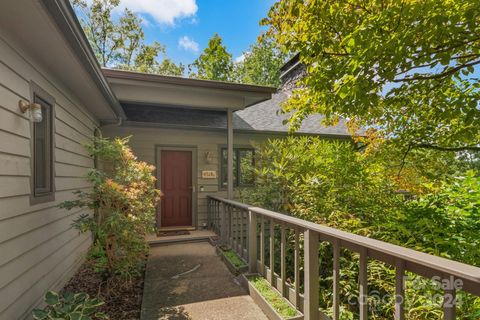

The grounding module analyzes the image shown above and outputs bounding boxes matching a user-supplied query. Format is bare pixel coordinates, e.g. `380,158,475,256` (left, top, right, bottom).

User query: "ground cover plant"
250,275,299,319
241,136,480,319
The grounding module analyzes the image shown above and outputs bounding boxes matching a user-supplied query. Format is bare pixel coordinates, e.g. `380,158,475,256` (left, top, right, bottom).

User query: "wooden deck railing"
207,195,480,320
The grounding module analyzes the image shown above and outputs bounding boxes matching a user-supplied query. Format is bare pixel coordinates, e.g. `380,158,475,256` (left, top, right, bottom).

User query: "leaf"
45,291,60,306
32,309,48,320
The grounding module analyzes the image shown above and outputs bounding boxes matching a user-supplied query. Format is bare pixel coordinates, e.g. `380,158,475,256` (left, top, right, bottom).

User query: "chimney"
279,53,306,92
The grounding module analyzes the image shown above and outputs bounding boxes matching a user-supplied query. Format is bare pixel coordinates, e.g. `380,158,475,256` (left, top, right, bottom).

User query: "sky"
113,0,277,68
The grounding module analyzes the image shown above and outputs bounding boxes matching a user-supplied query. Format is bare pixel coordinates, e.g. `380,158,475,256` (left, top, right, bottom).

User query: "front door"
159,150,193,228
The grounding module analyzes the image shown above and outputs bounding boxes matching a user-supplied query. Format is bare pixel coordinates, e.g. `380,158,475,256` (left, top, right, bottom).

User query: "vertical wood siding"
0,33,97,319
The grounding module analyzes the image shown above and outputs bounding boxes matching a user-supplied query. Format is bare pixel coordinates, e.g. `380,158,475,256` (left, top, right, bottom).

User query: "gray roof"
234,92,351,136
122,92,351,137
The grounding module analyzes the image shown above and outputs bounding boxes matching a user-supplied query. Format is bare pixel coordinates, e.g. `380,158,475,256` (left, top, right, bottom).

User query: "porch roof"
103,68,276,113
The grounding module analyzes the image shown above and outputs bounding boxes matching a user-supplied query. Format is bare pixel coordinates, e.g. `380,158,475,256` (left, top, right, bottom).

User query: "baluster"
304,229,319,320
280,224,286,296
232,207,237,249
395,259,405,320
269,219,275,285
444,285,456,320
240,209,244,256
260,216,265,276
294,229,300,309
229,205,234,247
220,203,227,244
207,199,210,229
333,239,340,320
248,210,257,273
359,248,368,320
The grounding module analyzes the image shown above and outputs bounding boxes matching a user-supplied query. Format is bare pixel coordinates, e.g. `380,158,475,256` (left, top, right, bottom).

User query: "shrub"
60,136,161,277
32,291,107,320
241,136,480,319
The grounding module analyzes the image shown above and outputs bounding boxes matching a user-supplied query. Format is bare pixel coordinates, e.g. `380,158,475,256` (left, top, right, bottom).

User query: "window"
31,83,55,203
220,148,255,188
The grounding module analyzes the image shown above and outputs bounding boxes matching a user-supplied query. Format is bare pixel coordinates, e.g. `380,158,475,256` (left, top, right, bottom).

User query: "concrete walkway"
141,242,268,320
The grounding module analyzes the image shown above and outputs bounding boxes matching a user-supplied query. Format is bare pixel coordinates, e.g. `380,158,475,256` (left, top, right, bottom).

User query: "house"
0,0,352,318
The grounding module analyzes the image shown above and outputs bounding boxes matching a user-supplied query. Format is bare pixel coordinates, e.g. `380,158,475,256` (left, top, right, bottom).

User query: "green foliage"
73,0,183,75
250,276,299,319
189,34,234,81
220,247,246,269
234,35,289,87
32,291,107,320
241,136,480,319
263,0,480,150
60,136,160,277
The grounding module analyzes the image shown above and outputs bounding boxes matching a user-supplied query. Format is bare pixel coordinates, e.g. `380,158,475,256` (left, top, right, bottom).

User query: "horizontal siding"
0,31,99,319
102,126,267,227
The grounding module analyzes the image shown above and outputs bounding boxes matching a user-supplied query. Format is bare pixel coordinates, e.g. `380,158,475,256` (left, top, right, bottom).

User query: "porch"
141,195,480,320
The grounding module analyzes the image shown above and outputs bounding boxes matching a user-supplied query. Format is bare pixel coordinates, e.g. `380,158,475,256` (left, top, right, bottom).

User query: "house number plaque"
202,170,217,179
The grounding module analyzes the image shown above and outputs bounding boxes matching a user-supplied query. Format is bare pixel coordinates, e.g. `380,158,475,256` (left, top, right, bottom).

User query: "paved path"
141,242,268,320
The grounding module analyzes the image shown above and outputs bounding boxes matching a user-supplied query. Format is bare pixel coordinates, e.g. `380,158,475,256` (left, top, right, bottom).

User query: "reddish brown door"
159,150,193,228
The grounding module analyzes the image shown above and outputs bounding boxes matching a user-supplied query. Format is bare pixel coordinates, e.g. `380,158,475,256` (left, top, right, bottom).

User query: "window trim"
219,145,255,189
30,81,56,205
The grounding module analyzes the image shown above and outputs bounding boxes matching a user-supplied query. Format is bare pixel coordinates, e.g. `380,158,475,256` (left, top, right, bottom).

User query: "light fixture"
204,151,215,164
19,100,42,123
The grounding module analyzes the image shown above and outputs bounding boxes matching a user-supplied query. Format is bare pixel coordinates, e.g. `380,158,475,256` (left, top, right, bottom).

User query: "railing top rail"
207,195,480,288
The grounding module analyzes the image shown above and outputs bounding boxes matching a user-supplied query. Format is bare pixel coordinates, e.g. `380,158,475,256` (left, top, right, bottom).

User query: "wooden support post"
304,229,319,320
359,248,368,320
220,203,227,245
227,109,234,199
395,259,405,320
333,239,340,320
248,210,257,273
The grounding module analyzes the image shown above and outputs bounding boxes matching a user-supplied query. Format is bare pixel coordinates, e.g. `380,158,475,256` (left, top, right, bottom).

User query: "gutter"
40,0,127,121
103,68,278,94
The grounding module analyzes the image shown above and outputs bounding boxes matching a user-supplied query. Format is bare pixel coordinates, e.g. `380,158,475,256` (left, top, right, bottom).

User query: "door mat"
157,230,191,237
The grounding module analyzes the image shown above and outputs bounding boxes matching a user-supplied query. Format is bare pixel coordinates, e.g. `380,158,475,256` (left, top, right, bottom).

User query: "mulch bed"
62,260,145,320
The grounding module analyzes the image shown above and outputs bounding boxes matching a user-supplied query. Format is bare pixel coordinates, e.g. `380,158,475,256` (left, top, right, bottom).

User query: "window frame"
30,81,55,205
219,146,255,189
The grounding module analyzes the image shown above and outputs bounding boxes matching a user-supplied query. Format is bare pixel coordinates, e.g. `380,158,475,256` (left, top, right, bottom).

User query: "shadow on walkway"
141,242,267,320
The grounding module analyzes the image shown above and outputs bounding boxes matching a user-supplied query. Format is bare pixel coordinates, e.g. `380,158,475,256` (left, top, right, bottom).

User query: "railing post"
333,239,340,320
359,248,368,320
221,203,227,244
248,210,257,273
304,229,319,320
395,259,405,320
444,284,456,320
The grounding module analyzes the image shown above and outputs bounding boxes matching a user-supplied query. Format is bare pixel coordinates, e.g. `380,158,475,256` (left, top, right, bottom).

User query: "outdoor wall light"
204,151,215,164
19,100,42,123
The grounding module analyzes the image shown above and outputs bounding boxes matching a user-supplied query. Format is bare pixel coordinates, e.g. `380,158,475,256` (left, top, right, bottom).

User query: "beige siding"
102,125,273,227
0,32,97,319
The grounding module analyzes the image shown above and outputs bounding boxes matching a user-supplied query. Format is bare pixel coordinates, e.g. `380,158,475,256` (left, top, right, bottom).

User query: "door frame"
155,145,197,230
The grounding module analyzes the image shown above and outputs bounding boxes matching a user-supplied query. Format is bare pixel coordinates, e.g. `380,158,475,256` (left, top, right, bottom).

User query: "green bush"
32,291,107,320
241,136,480,319
60,136,161,277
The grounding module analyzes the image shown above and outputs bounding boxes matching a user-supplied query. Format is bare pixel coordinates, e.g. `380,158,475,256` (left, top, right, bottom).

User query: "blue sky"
114,0,277,68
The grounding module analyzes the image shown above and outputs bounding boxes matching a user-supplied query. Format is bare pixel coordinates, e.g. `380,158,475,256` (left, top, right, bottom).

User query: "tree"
189,34,234,81
263,0,480,151
73,0,183,75
234,35,289,87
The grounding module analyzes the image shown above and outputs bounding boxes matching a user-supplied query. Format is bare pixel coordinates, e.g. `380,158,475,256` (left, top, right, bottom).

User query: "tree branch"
412,143,480,152
393,58,480,82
